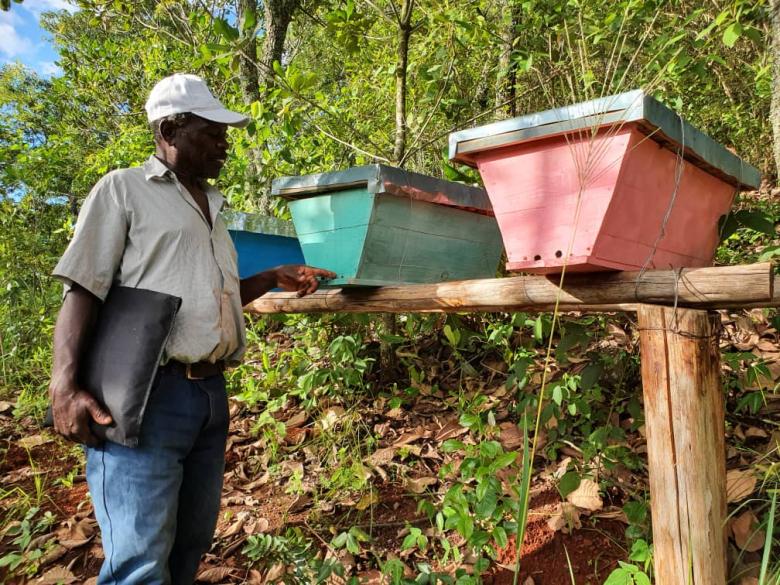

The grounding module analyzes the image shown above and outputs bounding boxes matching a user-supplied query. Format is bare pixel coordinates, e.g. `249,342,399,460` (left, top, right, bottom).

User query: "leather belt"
161,360,225,380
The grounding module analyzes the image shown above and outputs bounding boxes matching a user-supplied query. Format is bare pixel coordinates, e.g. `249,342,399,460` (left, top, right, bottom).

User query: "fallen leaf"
244,517,270,534
219,516,245,538
401,444,422,457
89,543,104,560
280,460,304,479
420,444,442,460
731,510,766,552
745,426,768,439
196,566,235,583
244,473,271,492
726,469,757,503
594,508,629,523
761,430,780,456
285,411,307,429
546,502,581,533
0,400,13,415
358,570,386,585
36,567,77,584
566,478,603,512
405,476,438,494
607,323,629,346
287,493,312,513
435,420,469,442
266,563,286,582
17,434,53,449
392,430,424,447
523,578,536,585
319,406,346,431
39,544,67,567
367,447,396,466
498,422,523,451
283,426,307,446
374,422,391,438
57,517,96,549
756,339,778,353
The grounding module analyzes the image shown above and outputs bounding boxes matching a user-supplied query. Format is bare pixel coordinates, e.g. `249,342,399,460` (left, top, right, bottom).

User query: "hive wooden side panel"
476,129,629,273
594,129,736,270
357,196,503,285
288,189,374,285
228,231,305,279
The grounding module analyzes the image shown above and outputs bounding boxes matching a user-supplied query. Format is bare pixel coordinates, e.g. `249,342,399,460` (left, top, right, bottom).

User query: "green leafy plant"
602,561,652,585
0,506,56,577
243,531,344,585
434,439,518,574
331,526,371,555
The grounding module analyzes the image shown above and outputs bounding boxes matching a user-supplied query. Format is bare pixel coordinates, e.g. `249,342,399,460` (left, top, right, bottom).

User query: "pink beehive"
449,91,760,273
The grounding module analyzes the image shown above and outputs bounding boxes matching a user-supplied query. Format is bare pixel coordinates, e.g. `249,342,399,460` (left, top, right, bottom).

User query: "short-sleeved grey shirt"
53,155,246,365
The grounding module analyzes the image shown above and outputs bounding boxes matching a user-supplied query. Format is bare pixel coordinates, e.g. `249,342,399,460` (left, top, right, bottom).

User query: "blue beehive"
221,210,305,279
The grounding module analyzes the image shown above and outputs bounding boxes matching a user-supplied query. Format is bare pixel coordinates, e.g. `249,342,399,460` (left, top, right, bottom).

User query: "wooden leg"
637,305,727,585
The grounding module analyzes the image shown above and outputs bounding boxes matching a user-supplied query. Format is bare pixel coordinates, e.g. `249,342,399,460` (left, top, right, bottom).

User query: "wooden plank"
244,262,773,314
637,305,727,585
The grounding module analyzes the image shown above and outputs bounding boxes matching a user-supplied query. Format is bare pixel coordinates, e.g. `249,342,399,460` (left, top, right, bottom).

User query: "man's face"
172,115,230,179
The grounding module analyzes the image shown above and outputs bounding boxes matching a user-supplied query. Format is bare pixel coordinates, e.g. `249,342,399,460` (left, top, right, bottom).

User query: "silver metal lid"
449,90,760,189
271,164,493,212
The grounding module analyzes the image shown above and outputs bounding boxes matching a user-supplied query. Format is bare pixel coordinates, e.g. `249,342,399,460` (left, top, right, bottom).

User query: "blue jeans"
86,370,229,585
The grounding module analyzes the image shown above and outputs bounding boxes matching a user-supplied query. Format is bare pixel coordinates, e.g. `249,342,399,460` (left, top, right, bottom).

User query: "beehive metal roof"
271,164,493,213
449,90,760,189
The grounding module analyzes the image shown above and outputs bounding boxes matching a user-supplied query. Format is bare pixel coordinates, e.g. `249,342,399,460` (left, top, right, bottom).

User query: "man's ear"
158,119,178,146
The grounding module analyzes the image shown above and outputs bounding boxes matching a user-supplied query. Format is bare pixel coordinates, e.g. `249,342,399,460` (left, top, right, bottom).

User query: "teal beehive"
272,165,503,286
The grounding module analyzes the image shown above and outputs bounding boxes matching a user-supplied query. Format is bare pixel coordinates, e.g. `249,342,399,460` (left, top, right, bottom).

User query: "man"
48,73,334,584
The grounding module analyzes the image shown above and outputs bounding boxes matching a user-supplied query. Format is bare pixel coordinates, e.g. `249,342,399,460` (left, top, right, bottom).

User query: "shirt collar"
142,155,226,212
143,155,174,181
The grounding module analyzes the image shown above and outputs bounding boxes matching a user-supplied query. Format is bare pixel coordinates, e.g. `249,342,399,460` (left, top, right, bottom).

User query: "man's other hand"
49,382,113,446
275,265,336,297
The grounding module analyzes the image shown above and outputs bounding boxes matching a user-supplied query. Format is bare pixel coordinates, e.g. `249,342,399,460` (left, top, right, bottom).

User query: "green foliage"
435,439,518,571
331,526,371,555
0,506,56,577
603,561,652,585
243,531,345,585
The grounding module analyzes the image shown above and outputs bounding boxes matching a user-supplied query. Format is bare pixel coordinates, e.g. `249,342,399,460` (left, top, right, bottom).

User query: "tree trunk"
237,0,267,212
392,0,414,166
494,0,520,119
771,0,780,179
384,0,415,377
261,0,301,87
236,0,302,214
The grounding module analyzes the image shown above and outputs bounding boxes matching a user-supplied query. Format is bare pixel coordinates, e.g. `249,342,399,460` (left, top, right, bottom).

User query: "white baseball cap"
145,73,249,128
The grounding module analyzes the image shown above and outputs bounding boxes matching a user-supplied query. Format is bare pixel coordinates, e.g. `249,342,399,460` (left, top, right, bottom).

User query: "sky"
0,0,76,77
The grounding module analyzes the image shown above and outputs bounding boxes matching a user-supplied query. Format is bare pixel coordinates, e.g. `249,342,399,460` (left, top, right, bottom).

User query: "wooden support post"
637,305,727,585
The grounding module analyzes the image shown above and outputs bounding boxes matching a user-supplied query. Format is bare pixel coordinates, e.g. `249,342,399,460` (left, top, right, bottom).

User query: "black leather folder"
45,286,182,447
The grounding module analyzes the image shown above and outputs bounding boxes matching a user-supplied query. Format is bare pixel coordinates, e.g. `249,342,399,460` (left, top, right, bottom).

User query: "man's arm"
240,265,336,306
49,284,113,445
